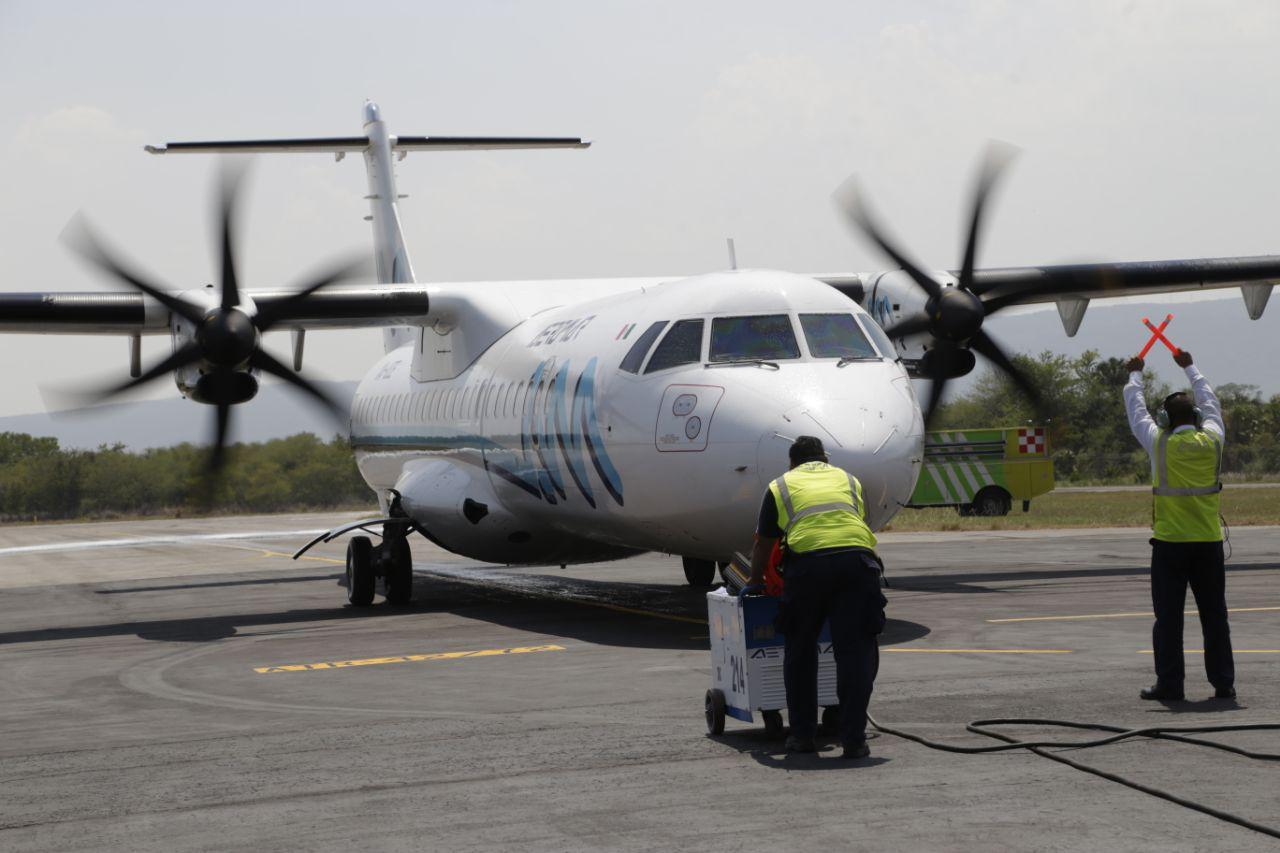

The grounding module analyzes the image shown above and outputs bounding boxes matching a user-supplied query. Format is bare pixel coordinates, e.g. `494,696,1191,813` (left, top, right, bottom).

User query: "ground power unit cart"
704,587,839,735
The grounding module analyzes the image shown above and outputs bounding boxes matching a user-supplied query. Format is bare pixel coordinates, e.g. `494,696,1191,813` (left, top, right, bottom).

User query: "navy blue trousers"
777,549,886,745
1150,539,1234,691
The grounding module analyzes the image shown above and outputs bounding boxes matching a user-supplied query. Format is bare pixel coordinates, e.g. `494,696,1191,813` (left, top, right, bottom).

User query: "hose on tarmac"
867,714,1280,840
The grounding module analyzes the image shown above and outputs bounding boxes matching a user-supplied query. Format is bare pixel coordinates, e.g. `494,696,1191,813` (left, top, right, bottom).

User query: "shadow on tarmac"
713,730,891,770
2,566,928,650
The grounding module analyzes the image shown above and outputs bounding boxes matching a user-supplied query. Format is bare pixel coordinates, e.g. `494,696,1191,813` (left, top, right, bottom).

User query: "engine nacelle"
918,346,977,379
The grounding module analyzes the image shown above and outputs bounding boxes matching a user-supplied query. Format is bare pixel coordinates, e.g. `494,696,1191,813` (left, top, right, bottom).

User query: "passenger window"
644,319,704,373
709,314,800,362
619,321,669,373
856,314,897,360
800,313,877,360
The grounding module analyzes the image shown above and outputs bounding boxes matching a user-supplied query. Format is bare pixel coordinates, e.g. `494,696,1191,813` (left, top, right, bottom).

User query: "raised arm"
1123,356,1158,455
1174,351,1224,441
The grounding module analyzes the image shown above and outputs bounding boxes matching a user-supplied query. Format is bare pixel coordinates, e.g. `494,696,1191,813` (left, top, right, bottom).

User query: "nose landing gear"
345,522,415,607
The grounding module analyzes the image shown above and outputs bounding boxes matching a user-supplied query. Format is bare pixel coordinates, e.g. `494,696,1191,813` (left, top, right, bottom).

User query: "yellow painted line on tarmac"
884,648,1073,654
1139,649,1280,654
988,605,1280,624
254,643,565,674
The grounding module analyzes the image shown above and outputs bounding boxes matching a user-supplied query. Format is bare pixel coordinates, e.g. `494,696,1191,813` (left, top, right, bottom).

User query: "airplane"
1,101,1276,606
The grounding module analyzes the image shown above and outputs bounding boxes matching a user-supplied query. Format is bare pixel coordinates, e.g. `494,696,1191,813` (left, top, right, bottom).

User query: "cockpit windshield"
709,314,800,363
800,313,878,360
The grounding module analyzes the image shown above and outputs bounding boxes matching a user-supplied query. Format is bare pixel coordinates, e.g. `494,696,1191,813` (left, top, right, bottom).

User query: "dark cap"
789,435,827,466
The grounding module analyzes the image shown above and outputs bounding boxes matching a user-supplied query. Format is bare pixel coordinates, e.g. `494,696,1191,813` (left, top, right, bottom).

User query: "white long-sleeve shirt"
1123,364,1225,461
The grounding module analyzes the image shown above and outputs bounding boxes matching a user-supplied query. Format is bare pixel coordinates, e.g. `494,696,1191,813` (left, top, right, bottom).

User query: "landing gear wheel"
384,537,413,605
346,536,375,607
822,705,841,733
705,688,726,735
971,487,1012,517
761,709,785,737
683,557,716,587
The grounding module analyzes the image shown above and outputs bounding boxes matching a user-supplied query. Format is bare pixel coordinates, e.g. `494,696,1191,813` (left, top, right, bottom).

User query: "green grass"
881,487,1280,532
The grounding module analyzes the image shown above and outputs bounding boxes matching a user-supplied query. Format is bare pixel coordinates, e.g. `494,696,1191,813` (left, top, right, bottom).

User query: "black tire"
346,536,375,607
761,709,785,737
705,689,726,735
971,487,1012,517
683,557,716,587
384,537,413,605
822,705,841,733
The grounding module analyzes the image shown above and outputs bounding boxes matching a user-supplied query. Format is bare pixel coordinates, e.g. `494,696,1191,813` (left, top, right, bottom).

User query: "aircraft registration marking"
254,644,565,674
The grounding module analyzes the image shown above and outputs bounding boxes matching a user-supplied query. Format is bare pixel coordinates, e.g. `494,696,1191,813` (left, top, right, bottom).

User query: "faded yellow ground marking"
884,648,1072,654
1139,649,1280,654
988,605,1280,624
258,549,343,564
255,644,565,673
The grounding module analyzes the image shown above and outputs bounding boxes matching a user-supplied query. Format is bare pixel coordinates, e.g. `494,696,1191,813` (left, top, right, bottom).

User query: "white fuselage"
349,269,923,566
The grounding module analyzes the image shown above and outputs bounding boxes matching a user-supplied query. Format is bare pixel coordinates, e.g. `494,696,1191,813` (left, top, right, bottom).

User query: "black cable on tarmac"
867,714,1280,841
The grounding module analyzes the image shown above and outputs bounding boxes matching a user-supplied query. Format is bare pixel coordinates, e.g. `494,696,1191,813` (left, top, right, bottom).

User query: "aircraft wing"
965,255,1280,318
816,254,1280,335
0,285,432,334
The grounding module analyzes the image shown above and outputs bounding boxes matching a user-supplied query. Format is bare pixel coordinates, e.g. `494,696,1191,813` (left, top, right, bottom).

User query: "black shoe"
1214,686,1236,699
1140,684,1184,701
842,741,870,760
784,735,816,753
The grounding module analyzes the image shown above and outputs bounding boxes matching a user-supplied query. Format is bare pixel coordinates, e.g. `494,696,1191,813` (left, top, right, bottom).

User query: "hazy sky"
1,0,1278,421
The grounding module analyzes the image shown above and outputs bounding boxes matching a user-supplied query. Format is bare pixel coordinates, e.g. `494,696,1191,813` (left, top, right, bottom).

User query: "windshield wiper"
836,355,880,368
705,358,780,370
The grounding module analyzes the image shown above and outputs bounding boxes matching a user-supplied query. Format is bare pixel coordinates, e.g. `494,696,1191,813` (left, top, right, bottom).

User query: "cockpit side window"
856,314,898,360
644,319,705,373
800,313,877,359
618,320,669,373
709,314,800,363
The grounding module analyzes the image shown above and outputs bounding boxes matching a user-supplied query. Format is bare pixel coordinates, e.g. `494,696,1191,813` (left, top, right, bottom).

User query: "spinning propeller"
63,164,367,475
838,144,1044,427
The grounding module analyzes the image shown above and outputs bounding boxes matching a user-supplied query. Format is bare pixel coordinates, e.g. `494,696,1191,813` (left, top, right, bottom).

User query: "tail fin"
146,101,591,351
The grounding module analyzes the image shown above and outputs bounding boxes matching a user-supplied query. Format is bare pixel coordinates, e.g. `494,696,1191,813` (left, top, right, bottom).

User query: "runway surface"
0,512,1277,851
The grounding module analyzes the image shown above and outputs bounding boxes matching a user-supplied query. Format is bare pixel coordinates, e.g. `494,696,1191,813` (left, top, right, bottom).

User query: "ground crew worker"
1124,349,1235,702
744,435,886,758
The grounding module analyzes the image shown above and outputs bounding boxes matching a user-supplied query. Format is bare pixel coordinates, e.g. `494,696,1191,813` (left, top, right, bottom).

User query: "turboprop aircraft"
1,101,1277,605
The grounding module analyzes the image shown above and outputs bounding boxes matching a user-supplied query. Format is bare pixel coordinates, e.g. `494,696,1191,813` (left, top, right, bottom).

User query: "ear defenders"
1156,393,1204,430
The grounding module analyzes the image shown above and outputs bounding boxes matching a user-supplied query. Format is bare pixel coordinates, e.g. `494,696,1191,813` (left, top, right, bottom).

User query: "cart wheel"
822,705,841,733
761,709,785,737
705,689,726,735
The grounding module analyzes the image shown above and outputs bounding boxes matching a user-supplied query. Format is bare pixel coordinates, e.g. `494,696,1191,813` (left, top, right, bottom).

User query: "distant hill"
0,381,358,450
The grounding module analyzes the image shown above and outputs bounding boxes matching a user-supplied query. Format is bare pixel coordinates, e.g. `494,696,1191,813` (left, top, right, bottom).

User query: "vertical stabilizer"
361,102,418,351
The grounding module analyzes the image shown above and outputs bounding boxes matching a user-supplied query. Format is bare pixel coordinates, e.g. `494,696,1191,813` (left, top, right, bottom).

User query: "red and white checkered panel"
1017,427,1046,455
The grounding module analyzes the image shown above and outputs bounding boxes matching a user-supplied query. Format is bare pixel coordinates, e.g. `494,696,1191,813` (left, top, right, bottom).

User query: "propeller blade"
881,313,933,339
208,402,232,474
62,215,203,323
969,330,1043,413
923,374,949,428
834,178,942,301
254,256,372,331
250,350,345,417
957,143,1017,293
216,162,249,311
78,340,203,405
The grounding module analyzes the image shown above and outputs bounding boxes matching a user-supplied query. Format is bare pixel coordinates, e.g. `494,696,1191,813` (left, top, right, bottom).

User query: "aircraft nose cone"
757,377,921,530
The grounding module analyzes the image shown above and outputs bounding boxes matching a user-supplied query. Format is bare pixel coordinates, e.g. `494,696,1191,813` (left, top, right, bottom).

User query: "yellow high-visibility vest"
768,461,877,555
1152,428,1223,542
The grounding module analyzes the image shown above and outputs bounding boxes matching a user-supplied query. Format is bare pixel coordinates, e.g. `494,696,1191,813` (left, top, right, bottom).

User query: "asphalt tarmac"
0,512,1277,851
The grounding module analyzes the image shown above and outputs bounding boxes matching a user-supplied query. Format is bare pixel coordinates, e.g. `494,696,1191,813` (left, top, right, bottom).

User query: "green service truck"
907,427,1055,516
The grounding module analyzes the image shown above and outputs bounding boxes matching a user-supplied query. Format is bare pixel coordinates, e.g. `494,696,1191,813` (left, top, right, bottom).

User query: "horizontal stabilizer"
146,136,591,155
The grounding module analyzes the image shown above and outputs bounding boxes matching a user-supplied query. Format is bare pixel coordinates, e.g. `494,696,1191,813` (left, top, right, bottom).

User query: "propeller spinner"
63,164,366,476
838,144,1044,427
